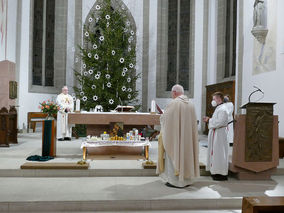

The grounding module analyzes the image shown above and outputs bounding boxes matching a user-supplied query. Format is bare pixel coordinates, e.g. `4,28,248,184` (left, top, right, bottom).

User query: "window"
32,0,55,86
157,0,195,98
29,0,67,93
216,0,237,81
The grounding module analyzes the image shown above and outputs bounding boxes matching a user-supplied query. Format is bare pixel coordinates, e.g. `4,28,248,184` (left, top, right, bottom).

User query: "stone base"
229,163,276,180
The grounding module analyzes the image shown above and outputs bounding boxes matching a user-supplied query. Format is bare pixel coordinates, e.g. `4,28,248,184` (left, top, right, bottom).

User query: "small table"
81,139,151,160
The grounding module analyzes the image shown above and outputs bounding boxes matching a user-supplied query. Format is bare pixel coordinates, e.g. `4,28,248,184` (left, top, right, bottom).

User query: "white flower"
105,15,110,20
127,77,131,83
88,69,93,75
105,74,111,79
80,91,84,96
109,99,114,105
85,32,89,37
106,82,112,88
89,17,93,22
93,44,97,49
88,53,92,58
91,85,96,89
83,63,86,68
126,21,130,26
93,95,98,101
128,88,132,92
122,71,126,77
95,74,100,79
129,63,134,68
123,67,128,72
82,96,87,102
130,30,135,35
122,86,126,91
94,54,99,60
96,5,101,10
124,28,128,33
112,50,116,55
119,58,125,63
84,71,88,76
128,94,131,99
99,36,104,41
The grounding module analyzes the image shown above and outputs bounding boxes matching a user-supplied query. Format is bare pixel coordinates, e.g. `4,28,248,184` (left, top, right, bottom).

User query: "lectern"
230,102,279,180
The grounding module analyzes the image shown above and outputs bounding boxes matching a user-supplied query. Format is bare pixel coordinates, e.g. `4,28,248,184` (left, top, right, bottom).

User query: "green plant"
74,0,140,112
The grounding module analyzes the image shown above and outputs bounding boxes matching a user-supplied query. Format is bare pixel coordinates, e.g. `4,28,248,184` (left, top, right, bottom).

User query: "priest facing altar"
56,86,74,141
157,84,200,188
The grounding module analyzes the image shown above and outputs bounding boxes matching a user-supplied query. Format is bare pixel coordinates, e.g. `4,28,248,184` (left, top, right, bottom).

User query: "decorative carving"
244,103,274,162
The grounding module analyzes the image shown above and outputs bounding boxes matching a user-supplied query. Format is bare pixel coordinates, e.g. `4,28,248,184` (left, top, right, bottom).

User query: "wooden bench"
27,112,56,133
242,197,284,213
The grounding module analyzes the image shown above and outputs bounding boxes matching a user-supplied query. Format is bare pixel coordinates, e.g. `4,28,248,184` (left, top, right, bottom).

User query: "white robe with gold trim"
56,93,74,139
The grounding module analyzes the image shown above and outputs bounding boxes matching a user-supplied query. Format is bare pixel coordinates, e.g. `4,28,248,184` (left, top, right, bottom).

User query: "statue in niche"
253,0,265,27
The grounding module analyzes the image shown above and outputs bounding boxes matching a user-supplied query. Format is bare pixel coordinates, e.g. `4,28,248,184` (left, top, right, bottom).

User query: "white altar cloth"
81,140,151,149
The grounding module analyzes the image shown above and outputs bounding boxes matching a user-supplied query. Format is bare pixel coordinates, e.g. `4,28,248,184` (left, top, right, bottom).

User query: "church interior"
1,0,284,212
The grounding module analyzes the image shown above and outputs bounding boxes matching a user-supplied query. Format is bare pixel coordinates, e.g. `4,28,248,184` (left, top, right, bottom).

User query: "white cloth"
206,104,229,176
224,102,234,143
56,93,74,139
160,153,193,187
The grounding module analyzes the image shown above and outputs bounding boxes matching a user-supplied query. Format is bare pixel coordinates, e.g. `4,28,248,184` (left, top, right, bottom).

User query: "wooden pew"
27,112,56,133
242,197,284,213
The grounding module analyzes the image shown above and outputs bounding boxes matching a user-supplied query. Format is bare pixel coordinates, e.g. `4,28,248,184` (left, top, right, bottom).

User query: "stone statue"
253,0,265,27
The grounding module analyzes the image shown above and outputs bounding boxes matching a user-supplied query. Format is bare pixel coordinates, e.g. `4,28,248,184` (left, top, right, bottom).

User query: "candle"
76,99,80,111
151,100,156,113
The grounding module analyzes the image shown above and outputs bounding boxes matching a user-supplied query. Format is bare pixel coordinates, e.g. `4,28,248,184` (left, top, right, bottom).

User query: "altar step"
0,198,242,212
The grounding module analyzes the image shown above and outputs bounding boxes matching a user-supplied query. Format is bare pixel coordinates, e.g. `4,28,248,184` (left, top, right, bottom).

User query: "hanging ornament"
128,94,131,99
88,53,92,58
84,32,89,37
105,74,111,79
95,74,100,80
93,95,98,101
80,91,84,96
130,30,135,35
105,15,110,20
123,67,128,72
112,50,116,55
129,63,134,68
91,85,96,89
122,71,126,77
119,58,125,63
82,96,87,102
88,17,93,22
106,82,112,88
109,99,114,105
127,77,131,83
83,64,86,68
84,71,88,76
128,88,132,92
96,5,101,10
93,44,98,49
122,86,126,91
99,36,104,41
94,54,99,60
88,69,94,75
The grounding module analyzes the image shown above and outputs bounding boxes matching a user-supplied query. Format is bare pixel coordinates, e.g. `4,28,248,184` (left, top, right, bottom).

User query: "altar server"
203,92,229,181
224,95,234,145
157,84,200,188
56,86,74,141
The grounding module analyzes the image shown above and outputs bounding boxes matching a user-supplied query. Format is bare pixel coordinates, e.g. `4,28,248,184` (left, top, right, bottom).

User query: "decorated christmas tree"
74,0,139,112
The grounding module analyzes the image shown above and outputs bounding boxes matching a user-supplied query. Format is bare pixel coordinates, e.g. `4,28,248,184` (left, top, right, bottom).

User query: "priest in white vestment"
157,84,200,188
203,92,229,181
56,86,74,141
224,95,234,145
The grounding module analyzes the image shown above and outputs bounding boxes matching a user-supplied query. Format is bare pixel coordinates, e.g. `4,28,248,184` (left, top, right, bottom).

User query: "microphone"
253,86,264,94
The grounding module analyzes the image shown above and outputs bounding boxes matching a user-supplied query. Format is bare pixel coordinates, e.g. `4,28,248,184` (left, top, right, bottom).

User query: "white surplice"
206,103,229,176
224,102,234,143
56,93,74,139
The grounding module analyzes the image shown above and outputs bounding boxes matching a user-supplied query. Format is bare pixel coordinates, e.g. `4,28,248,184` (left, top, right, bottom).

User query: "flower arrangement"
39,100,60,118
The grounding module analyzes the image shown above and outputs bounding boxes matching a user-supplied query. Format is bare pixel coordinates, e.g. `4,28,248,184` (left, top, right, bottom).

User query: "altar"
68,112,160,136
68,112,160,159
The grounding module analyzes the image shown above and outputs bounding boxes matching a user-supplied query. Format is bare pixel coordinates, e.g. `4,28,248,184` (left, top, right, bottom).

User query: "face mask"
211,100,217,107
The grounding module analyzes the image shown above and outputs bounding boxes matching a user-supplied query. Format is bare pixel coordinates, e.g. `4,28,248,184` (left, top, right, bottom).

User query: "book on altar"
115,105,134,112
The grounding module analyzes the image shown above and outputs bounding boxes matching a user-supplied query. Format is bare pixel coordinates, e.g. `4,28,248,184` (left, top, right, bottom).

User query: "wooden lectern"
230,102,279,180
42,120,57,157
